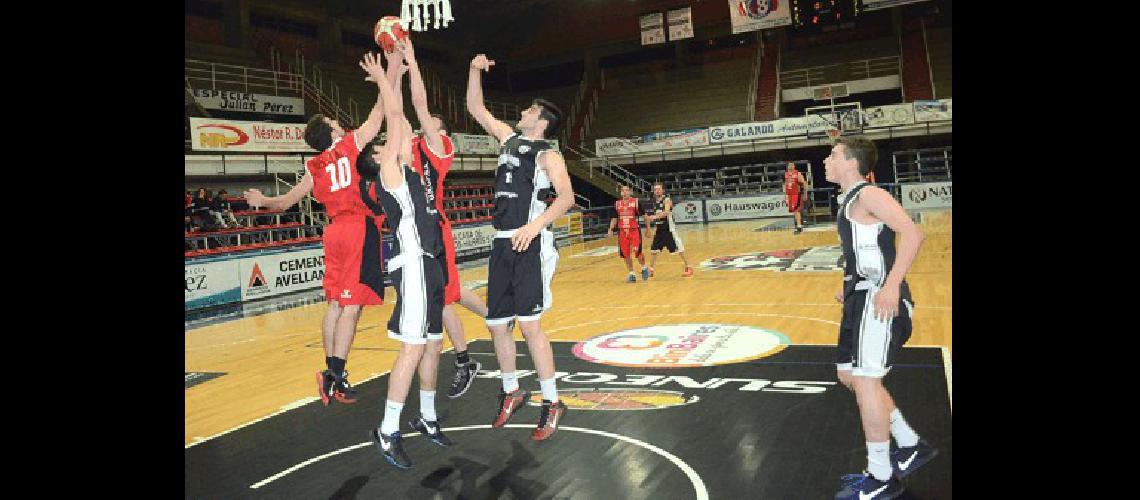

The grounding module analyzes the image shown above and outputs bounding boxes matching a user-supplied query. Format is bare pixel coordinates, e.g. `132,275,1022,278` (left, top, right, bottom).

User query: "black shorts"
836,283,914,377
486,230,559,324
650,227,678,253
386,252,445,344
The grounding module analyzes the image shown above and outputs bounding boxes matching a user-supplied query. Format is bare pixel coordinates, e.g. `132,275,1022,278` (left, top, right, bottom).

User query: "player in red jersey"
785,162,808,234
608,184,650,283
400,39,491,400
242,55,393,406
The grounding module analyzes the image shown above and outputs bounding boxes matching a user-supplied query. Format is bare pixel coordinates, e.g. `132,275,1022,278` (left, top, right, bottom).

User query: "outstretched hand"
360,52,385,83
470,54,495,72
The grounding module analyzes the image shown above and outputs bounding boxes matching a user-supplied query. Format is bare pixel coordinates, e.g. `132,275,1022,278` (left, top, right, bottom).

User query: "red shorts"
618,228,642,259
787,194,802,212
441,219,461,305
323,215,385,306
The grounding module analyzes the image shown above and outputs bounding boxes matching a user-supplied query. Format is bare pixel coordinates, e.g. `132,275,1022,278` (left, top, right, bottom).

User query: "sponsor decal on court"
572,324,790,368
700,245,844,272
526,388,698,410
573,246,619,258
185,372,226,389
479,368,835,394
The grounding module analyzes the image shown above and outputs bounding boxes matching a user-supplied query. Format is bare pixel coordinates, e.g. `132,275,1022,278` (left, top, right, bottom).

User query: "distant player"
785,161,807,234
826,136,937,500
608,184,649,283
242,58,391,407
468,52,575,441
645,182,693,278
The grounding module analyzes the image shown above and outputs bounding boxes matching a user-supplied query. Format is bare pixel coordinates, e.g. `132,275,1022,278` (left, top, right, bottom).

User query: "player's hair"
532,98,563,138
304,114,335,151
836,136,878,176
430,113,451,137
653,182,665,190
357,143,380,178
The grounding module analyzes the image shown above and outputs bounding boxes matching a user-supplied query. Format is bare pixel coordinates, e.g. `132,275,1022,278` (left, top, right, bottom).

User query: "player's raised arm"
244,172,314,211
355,53,391,145
466,54,515,144
361,53,406,188
400,39,443,153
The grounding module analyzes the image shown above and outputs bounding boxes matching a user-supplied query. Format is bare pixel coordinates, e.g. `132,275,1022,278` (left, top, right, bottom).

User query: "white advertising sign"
913,99,952,122
191,89,305,116
667,7,694,40
671,199,705,224
728,0,792,34
189,117,310,153
185,259,242,310
704,194,790,221
596,128,709,156
863,103,915,128
641,12,666,45
707,116,830,144
901,182,952,210
451,223,497,257
239,247,326,301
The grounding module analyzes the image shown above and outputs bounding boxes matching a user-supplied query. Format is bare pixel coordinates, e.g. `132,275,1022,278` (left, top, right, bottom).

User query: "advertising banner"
189,117,310,152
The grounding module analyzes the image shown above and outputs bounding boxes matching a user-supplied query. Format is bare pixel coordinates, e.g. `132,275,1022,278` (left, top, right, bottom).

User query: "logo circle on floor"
572,324,789,368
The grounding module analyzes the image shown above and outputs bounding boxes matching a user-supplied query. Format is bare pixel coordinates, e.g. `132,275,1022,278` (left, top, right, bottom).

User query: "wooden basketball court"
185,211,951,446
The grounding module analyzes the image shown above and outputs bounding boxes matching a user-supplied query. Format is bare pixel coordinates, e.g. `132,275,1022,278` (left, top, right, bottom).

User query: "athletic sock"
380,400,404,435
538,377,559,403
325,356,334,372
502,371,519,393
328,356,346,379
419,390,437,421
455,350,470,366
890,409,920,447
866,441,892,481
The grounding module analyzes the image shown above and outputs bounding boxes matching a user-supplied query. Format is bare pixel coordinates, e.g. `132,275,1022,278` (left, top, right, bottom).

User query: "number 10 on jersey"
325,157,352,192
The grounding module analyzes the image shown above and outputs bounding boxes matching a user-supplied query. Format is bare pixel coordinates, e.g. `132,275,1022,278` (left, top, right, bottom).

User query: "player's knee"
836,370,854,391
518,321,543,338
849,375,883,394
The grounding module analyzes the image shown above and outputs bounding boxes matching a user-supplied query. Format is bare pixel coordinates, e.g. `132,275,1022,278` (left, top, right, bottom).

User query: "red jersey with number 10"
305,131,369,220
615,197,641,231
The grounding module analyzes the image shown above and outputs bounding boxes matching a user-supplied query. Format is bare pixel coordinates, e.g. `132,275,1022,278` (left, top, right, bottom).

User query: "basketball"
373,16,408,53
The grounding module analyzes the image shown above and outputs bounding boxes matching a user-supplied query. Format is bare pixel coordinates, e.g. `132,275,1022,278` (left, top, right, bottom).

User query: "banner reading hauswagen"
704,194,790,222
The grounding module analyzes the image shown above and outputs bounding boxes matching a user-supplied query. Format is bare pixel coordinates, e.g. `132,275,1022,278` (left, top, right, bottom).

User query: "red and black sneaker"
333,371,359,404
316,370,335,406
532,399,567,441
492,388,529,428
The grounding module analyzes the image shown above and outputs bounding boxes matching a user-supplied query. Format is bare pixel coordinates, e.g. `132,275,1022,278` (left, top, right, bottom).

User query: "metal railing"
565,144,653,196
779,56,900,90
747,36,764,121
185,59,302,98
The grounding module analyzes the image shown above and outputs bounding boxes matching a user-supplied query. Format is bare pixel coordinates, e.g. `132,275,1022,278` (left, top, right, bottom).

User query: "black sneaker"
409,416,453,447
370,428,413,470
448,361,482,399
834,471,904,500
794,227,804,234
333,371,359,404
892,439,939,479
315,370,335,406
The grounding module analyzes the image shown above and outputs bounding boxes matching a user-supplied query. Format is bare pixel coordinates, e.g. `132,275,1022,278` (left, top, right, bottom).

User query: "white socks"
502,371,519,393
866,441,892,481
890,408,919,447
538,377,559,403
380,399,404,435
420,390,437,421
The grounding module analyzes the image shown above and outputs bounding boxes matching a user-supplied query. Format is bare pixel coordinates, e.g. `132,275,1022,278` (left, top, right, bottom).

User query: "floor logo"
573,324,789,368
526,388,698,411
700,245,844,272
185,372,226,390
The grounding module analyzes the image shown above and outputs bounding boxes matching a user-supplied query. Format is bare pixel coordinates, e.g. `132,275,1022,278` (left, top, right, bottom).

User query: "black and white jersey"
652,196,675,231
492,134,555,231
377,164,443,259
837,182,909,294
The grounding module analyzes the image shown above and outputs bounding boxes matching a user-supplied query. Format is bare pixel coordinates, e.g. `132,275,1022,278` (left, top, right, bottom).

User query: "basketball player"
607,184,649,283
645,182,693,278
400,39,488,399
825,136,937,499
785,161,807,234
242,56,393,407
354,49,451,470
468,53,573,440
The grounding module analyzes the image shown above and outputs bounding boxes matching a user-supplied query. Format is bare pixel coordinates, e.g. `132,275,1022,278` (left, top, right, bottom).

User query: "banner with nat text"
913,99,952,122
728,0,792,34
190,117,310,152
191,89,305,116
596,128,709,156
667,7,694,41
901,182,952,210
640,12,666,45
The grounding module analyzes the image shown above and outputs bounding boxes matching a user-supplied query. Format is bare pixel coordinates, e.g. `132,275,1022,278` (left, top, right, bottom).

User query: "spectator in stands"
210,189,241,228
190,188,216,230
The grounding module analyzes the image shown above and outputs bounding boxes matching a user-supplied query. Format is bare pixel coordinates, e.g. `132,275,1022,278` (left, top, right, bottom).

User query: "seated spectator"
210,189,241,228
191,188,221,232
